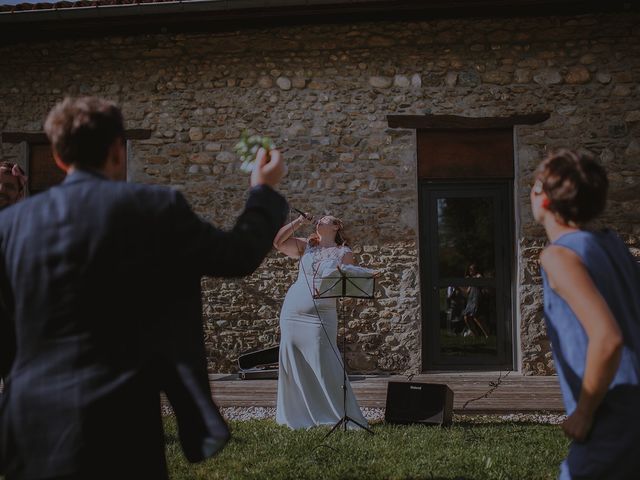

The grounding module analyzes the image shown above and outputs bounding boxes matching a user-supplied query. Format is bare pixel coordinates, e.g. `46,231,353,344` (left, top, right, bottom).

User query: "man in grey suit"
0,97,288,479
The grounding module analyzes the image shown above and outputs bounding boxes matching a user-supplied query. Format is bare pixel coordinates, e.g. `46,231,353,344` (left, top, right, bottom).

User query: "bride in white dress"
272,214,369,430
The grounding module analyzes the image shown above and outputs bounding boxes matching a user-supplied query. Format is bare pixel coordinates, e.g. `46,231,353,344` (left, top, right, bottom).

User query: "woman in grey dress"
272,214,368,430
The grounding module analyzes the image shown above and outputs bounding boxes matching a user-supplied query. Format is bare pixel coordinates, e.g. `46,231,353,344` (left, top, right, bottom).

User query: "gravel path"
163,405,565,425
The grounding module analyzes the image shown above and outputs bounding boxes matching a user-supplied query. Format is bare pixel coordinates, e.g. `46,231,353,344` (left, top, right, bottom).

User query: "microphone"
292,208,313,221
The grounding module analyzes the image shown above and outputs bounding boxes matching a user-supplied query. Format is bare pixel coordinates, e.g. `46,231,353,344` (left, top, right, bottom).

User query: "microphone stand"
314,267,376,438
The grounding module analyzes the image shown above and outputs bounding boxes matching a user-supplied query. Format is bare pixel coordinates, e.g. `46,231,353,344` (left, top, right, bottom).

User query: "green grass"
440,330,497,357
165,417,568,480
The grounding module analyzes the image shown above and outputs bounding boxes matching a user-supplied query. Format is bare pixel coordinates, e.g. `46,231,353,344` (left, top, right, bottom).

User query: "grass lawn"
165,417,568,480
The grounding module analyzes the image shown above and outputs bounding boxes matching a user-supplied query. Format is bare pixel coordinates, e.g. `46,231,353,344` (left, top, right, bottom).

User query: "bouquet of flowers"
234,130,275,173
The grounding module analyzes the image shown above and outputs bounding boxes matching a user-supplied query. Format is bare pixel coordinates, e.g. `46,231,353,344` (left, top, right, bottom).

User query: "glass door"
420,182,513,370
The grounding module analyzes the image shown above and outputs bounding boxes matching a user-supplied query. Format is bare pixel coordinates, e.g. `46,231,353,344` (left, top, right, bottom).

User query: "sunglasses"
315,217,342,227
531,179,544,195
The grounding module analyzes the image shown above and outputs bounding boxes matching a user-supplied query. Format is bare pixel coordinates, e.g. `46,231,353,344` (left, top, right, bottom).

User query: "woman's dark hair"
44,96,125,169
535,149,608,225
465,263,480,277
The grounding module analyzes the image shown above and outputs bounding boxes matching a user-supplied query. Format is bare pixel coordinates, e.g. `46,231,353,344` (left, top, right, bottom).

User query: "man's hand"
562,409,594,442
251,148,285,189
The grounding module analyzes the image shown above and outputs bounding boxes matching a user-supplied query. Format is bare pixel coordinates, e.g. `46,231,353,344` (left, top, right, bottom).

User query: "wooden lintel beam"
1,129,152,144
387,113,550,130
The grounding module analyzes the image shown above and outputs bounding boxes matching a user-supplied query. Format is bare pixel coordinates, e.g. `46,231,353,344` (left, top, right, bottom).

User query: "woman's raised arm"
273,215,311,259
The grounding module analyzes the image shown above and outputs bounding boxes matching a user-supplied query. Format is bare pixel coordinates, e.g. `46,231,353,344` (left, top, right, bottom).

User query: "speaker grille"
385,382,454,426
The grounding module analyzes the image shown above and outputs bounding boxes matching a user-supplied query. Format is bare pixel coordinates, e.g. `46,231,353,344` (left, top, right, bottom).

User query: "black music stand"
314,266,376,438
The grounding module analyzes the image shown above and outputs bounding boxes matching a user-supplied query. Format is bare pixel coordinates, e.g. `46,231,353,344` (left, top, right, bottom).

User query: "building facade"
1,1,638,375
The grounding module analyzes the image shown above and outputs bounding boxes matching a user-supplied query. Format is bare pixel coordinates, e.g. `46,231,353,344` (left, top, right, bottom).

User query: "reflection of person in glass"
446,286,465,334
462,263,489,338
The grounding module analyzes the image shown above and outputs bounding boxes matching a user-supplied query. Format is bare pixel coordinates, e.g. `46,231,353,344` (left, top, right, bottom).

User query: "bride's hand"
298,214,313,225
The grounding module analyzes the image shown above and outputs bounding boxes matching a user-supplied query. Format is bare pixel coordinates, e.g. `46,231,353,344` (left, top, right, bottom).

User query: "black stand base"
317,290,377,441
324,414,375,439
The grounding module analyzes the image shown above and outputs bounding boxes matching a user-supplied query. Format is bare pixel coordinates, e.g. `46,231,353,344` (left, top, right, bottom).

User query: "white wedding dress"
276,243,368,430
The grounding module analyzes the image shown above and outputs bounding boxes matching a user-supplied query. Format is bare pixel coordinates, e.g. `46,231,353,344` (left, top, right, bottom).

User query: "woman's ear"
53,151,69,173
105,138,127,181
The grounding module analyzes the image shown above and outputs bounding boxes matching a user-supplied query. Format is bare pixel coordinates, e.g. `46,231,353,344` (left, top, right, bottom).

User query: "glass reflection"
439,285,497,357
437,197,495,279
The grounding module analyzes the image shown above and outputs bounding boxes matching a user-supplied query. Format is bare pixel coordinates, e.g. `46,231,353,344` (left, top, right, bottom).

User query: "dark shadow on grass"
430,477,476,480
355,476,477,480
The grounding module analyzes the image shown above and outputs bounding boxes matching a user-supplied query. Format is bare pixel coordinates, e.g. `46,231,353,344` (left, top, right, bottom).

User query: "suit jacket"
0,169,288,479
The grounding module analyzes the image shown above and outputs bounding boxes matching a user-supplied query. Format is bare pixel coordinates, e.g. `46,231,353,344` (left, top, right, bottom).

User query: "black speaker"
384,381,454,426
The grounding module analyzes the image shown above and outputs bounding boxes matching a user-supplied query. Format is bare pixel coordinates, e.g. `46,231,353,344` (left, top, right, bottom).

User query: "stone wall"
1,12,638,374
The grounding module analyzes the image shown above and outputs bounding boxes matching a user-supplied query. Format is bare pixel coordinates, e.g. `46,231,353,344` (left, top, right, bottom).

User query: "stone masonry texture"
1,12,639,375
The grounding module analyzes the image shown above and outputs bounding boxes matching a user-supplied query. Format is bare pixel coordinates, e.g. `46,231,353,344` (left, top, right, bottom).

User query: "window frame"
1,129,150,195
419,181,515,370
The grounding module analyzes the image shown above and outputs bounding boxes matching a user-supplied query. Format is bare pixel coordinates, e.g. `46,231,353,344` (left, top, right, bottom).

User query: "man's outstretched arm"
169,148,289,277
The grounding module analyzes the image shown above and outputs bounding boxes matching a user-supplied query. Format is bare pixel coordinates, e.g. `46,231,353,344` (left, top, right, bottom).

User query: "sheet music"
316,264,377,298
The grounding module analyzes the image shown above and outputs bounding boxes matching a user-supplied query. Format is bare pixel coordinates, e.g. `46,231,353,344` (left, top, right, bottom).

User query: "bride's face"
316,216,340,238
